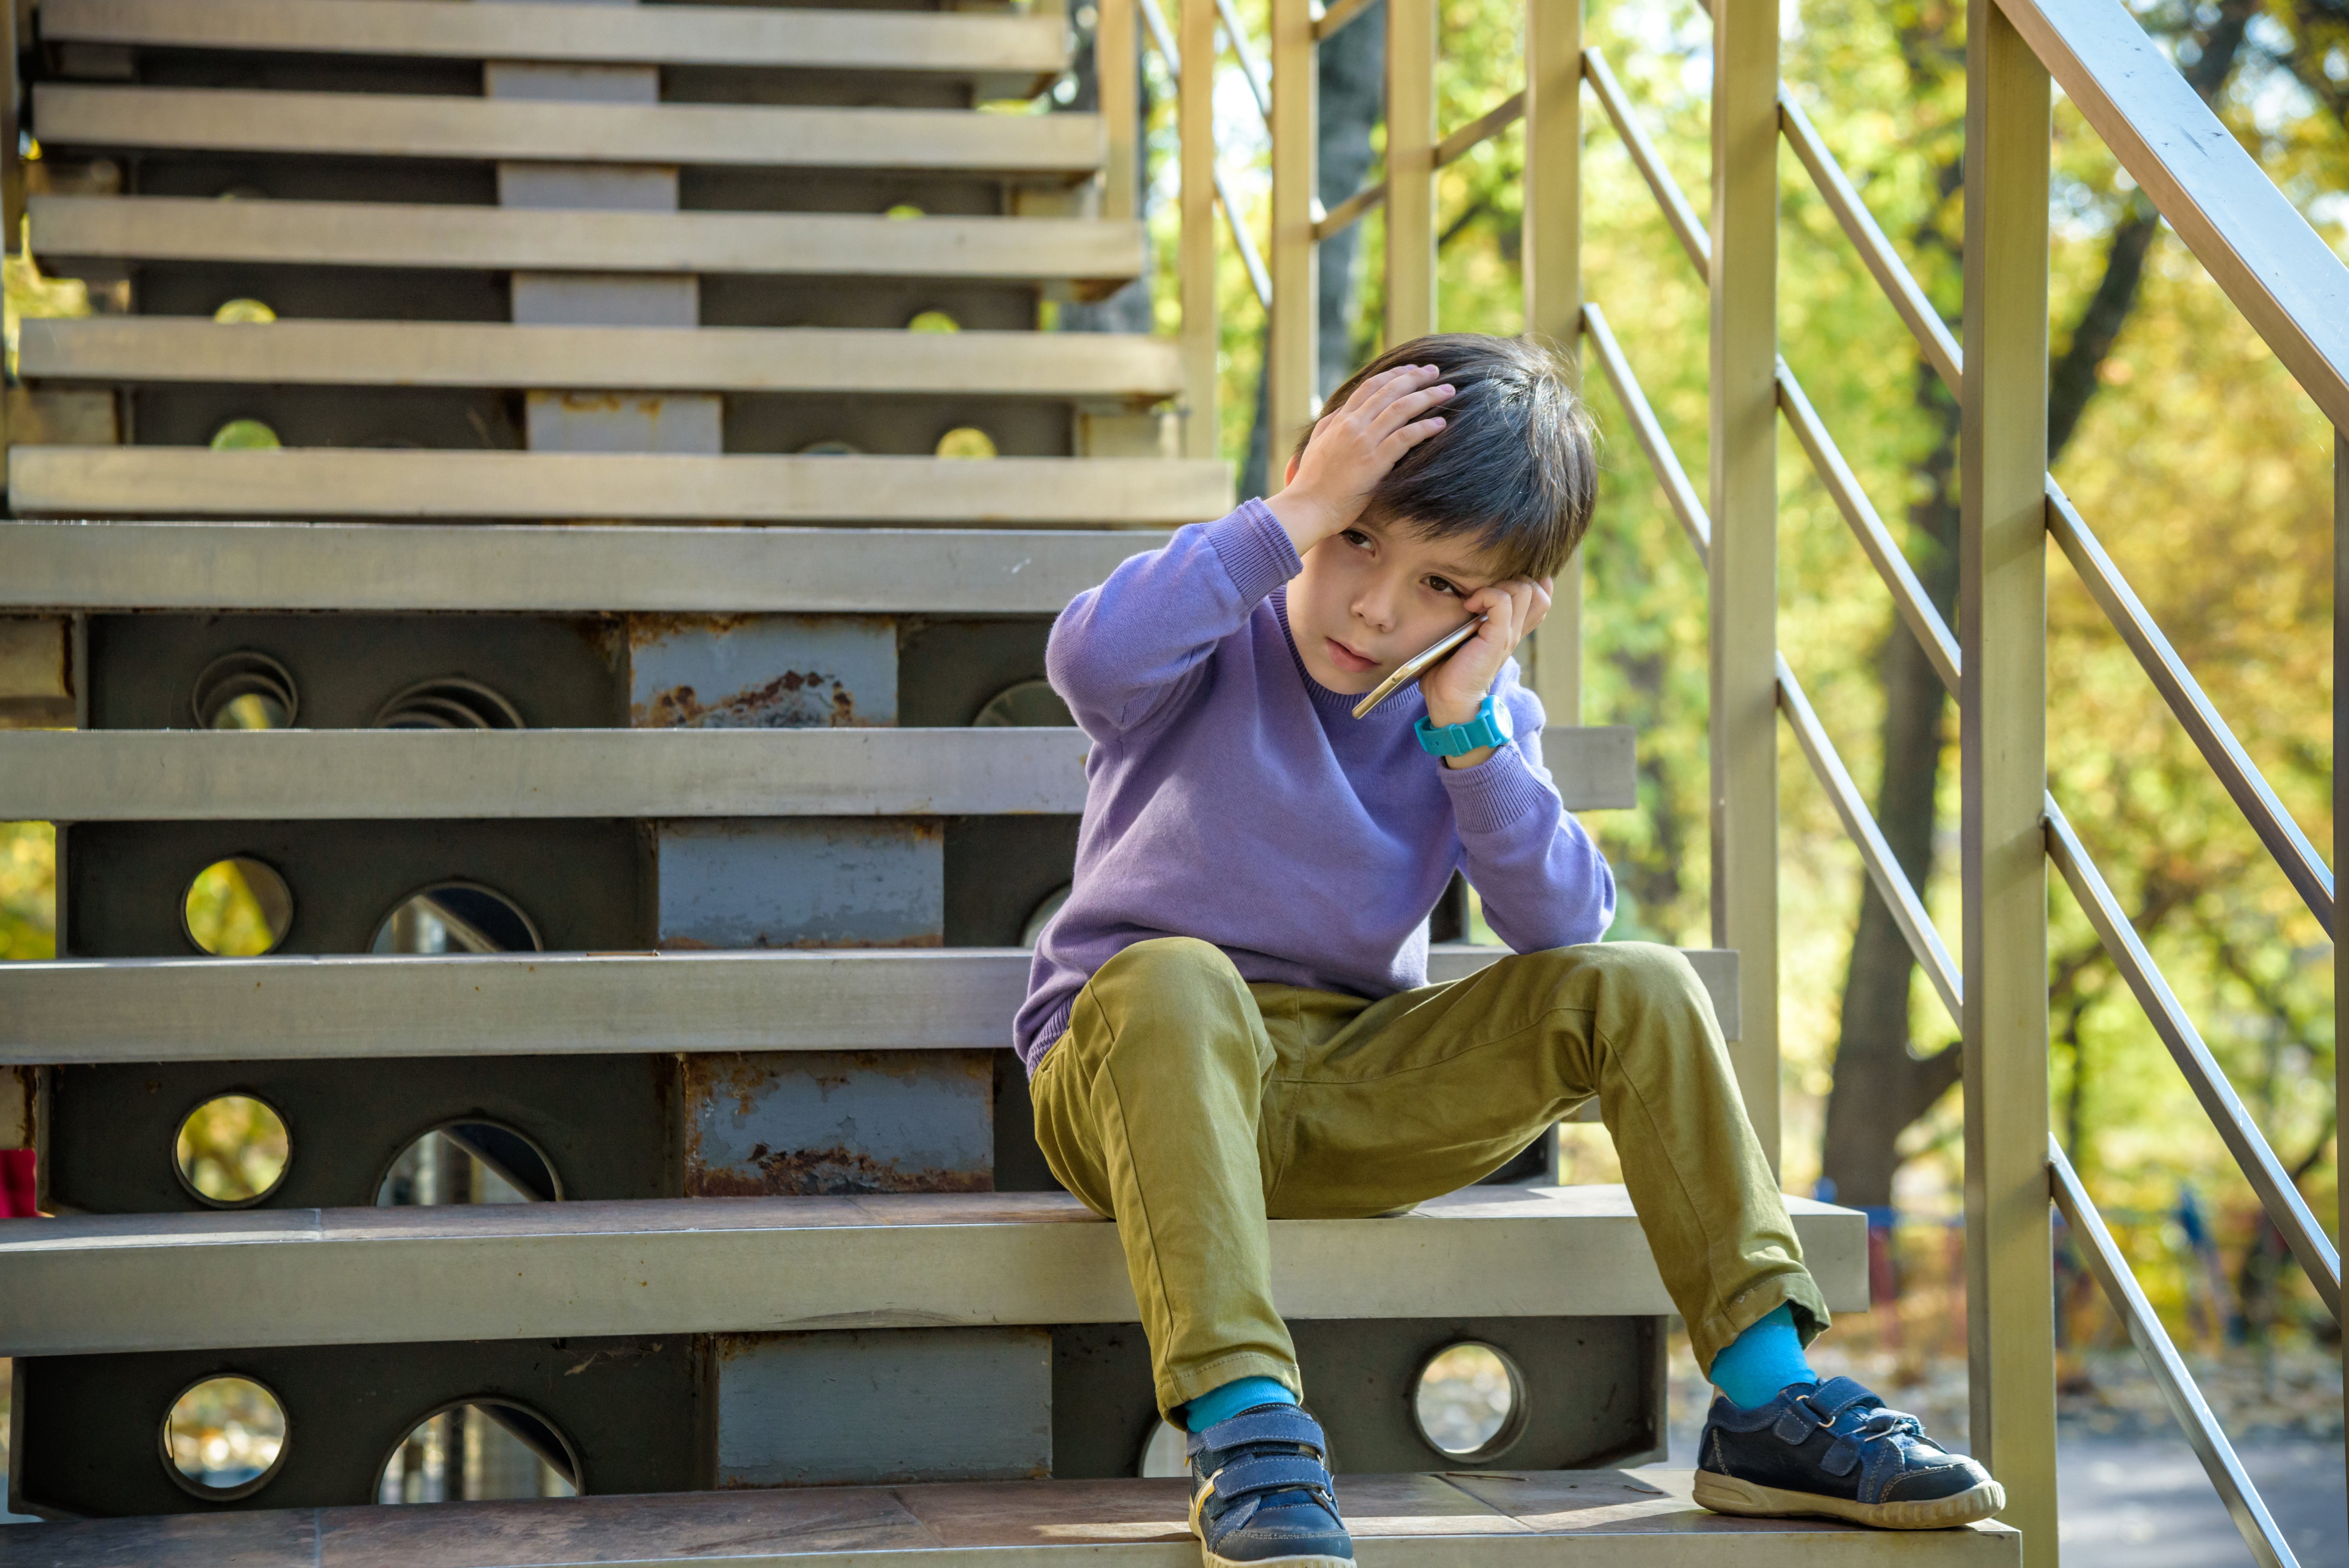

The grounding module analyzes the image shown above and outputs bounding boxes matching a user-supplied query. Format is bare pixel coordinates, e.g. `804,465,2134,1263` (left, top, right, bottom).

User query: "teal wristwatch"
1415,692,1513,758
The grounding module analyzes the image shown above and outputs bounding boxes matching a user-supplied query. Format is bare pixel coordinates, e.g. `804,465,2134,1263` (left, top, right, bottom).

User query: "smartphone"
1351,615,1485,719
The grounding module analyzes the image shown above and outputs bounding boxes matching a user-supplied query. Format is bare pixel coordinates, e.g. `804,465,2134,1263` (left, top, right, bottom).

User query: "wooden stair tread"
29,196,1145,283
39,0,1073,76
36,86,1106,177
7,448,1233,526
0,1187,1869,1355
18,319,1185,397
0,1470,2018,1564
0,521,1164,614
0,945,1739,1066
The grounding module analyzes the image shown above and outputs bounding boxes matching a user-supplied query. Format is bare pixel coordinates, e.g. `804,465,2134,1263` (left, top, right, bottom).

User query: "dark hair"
1294,333,1598,580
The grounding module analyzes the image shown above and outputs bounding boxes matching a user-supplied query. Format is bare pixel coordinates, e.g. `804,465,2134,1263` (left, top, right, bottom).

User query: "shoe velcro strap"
1186,1406,1325,1458
1207,1454,1333,1503
1806,1377,1881,1420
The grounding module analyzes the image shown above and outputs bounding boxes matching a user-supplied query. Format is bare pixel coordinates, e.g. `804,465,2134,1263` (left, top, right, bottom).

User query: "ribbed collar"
1271,586,1424,727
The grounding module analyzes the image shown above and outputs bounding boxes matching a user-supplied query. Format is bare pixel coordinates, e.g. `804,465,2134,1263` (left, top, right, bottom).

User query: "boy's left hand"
1420,577,1553,738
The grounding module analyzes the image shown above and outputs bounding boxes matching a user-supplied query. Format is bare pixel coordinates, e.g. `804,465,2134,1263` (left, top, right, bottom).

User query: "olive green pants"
1030,936,1827,1417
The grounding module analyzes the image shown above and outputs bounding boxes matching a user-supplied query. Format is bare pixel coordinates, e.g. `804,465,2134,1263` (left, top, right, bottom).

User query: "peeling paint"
683,1051,993,1197
626,614,896,729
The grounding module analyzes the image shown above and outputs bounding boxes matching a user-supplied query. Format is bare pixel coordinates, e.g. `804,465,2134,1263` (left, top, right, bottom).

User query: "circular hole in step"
192,649,298,729
183,857,294,956
1411,1341,1527,1462
796,438,864,456
212,298,276,324
373,676,524,730
377,1119,561,1205
209,417,281,451
1135,1418,1187,1478
377,1401,579,1504
371,881,543,955
973,677,1073,728
884,202,924,219
174,1093,292,1206
905,309,960,334
1020,883,1070,949
162,1374,289,1500
934,426,998,460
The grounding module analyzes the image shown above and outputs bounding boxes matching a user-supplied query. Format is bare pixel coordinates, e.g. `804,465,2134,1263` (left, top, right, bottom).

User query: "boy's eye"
1341,529,1373,550
1426,576,1463,597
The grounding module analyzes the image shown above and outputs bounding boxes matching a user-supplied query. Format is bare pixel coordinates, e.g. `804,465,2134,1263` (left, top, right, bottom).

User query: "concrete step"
39,0,1073,78
18,320,1183,400
0,1185,1865,1356
6,448,1230,525
29,195,1144,286
0,724,1636,820
36,86,1107,180
0,1470,2021,1565
0,945,1739,1065
0,521,1158,614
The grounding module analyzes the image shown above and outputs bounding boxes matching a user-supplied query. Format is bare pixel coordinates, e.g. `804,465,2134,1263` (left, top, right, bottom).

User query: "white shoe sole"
1691,1470,2007,1530
1201,1551,1353,1568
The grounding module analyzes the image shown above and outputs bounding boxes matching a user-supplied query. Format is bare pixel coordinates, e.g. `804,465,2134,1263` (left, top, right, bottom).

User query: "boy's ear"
1283,454,1300,487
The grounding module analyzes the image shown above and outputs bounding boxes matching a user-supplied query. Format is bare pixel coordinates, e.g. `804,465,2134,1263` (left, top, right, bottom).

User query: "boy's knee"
1086,937,1258,1046
1526,942,1714,1025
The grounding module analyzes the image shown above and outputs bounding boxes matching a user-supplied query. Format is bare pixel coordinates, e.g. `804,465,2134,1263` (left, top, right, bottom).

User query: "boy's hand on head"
1263,364,1456,557
1420,577,1553,739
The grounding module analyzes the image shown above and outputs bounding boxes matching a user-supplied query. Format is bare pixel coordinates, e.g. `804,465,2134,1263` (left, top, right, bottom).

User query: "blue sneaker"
1693,1376,2005,1529
1185,1403,1353,1568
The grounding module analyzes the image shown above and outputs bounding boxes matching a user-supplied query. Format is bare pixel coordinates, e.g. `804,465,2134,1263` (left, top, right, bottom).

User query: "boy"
1017,335,2000,1564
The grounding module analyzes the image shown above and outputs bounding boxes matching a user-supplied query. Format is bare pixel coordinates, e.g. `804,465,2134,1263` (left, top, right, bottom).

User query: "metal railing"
1121,0,2348,1558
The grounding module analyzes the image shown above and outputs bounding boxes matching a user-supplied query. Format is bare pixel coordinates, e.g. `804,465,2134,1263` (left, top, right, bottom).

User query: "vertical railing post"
1179,0,1219,461
1098,0,1140,222
1385,0,1437,344
1708,0,1780,1163
1959,0,2059,1552
2335,426,2346,1480
1267,0,1319,477
1524,0,1581,731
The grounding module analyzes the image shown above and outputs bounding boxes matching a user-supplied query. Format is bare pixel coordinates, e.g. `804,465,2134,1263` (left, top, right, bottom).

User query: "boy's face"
1288,516,1515,694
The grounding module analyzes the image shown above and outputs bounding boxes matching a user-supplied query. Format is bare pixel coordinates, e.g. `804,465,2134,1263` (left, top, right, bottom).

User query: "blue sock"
1182,1376,1297,1433
1708,1304,1819,1410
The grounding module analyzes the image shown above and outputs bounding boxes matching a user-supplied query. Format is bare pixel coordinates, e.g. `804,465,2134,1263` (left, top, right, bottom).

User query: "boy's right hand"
1263,364,1455,556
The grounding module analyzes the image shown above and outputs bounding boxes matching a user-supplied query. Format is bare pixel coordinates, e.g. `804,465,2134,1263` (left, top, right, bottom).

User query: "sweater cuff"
1204,498,1304,605
1440,740,1558,834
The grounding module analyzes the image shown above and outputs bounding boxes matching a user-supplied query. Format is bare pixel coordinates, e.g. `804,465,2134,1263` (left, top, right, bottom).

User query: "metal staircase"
27,0,2329,1558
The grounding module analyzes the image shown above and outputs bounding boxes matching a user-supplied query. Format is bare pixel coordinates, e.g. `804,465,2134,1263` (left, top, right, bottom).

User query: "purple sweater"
1014,500,1616,1070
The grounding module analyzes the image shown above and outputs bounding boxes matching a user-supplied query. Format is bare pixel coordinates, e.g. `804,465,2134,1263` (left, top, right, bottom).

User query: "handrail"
1579,303,1709,562
1310,88,1528,243
2044,481,2334,935
1777,91,1962,394
1993,0,2349,431
1777,86,2338,930
1213,0,1272,119
1312,0,1378,41
1588,296,1964,1025
2049,1138,2303,1568
1776,362,1962,695
2045,797,2342,1319
1136,0,1274,309
1779,656,1964,1024
1581,47,1710,283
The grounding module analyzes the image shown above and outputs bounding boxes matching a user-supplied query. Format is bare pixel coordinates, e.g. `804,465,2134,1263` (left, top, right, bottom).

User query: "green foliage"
0,824,54,962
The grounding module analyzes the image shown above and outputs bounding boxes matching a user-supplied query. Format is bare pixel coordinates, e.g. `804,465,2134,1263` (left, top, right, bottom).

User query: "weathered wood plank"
7,448,1232,525
40,0,1071,75
0,522,1158,613
18,319,1182,397
0,1186,1871,1355
29,195,1144,283
35,86,1104,176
